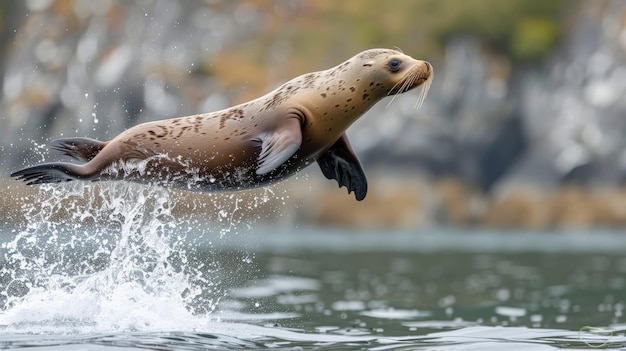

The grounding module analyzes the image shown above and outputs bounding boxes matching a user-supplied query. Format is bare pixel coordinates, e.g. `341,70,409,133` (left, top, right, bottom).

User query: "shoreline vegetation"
3,172,625,231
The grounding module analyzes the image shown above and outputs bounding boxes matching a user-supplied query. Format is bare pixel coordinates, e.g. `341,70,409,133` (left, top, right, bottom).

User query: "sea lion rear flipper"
10,162,91,185
50,137,107,162
256,118,302,175
317,134,368,201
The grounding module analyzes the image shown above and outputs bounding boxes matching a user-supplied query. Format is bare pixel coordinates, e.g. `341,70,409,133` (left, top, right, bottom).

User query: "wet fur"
12,49,432,197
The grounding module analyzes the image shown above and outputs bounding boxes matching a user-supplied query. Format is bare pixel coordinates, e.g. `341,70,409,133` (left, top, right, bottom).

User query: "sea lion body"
12,49,432,200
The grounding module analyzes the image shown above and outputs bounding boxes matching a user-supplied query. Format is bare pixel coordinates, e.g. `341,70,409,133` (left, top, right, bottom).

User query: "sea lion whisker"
402,70,418,104
386,79,407,108
404,74,415,92
387,78,405,97
414,70,433,110
392,46,404,54
410,72,419,103
400,71,417,93
386,69,419,108
417,72,426,108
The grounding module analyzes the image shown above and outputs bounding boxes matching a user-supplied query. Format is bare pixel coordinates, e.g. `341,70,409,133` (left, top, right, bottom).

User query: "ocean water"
0,182,625,350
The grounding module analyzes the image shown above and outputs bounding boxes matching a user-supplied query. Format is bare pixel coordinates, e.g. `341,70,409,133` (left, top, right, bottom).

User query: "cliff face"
1,0,625,193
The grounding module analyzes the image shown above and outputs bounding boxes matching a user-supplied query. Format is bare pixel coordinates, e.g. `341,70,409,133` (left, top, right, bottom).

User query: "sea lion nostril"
424,61,432,70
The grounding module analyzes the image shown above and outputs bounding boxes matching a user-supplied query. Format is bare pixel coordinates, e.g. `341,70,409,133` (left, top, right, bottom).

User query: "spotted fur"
12,49,433,197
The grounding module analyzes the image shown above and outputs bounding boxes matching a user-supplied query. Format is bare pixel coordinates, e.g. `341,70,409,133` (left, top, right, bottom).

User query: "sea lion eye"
388,59,402,72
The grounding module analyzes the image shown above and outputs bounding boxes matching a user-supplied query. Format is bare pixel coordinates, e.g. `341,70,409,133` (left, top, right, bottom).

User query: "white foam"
0,181,235,334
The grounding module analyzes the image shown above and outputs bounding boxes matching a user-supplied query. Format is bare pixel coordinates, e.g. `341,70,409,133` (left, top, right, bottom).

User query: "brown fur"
12,49,432,193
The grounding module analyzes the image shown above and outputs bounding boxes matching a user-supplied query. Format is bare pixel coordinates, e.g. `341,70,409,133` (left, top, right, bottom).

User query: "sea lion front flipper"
317,134,368,201
256,118,302,175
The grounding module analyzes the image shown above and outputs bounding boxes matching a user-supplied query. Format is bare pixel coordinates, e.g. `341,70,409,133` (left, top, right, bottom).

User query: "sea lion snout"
423,61,433,78
407,61,433,90
415,61,432,85
410,61,431,87
417,60,432,81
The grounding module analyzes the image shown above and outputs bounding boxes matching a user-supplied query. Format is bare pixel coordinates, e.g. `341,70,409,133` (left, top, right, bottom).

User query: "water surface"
0,183,625,350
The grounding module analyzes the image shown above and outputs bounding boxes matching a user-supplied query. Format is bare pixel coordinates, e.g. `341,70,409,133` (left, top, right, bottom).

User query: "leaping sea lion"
11,49,433,201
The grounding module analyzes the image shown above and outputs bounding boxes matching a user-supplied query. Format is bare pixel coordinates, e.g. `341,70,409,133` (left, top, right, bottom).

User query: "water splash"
0,175,274,333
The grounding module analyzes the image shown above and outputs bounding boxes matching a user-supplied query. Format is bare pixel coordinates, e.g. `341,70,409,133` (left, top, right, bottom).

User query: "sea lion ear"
255,117,302,175
317,134,368,201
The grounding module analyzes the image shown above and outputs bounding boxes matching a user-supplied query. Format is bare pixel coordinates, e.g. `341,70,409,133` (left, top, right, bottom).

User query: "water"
1,182,625,350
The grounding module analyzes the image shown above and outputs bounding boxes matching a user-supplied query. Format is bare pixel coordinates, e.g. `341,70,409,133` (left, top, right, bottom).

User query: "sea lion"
11,48,432,201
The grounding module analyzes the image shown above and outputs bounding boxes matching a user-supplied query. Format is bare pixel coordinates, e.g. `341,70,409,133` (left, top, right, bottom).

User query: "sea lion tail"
50,137,107,162
10,162,92,185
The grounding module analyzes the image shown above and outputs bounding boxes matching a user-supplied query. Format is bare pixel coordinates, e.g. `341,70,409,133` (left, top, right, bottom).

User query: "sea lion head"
352,48,433,108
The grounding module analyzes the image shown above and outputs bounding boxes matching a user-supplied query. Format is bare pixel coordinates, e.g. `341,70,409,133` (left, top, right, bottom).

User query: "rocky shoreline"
3,175,626,231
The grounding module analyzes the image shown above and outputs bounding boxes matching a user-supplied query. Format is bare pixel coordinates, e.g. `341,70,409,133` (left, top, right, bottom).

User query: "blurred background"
1,0,626,231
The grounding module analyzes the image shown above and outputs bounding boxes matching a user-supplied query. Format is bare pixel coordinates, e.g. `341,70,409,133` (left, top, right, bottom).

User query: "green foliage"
285,0,572,63
423,0,570,61
511,18,560,61
208,0,576,95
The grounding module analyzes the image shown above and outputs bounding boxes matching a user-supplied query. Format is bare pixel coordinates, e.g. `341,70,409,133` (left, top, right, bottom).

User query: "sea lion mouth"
386,61,433,109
